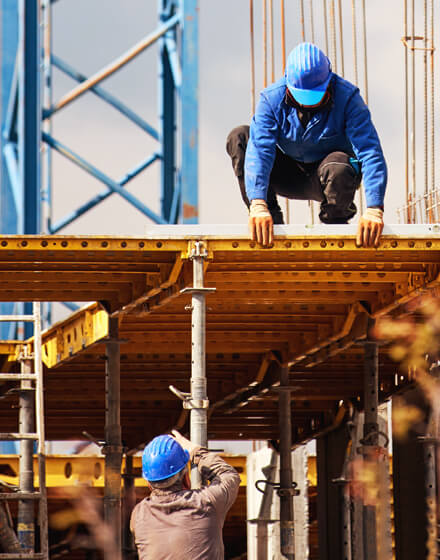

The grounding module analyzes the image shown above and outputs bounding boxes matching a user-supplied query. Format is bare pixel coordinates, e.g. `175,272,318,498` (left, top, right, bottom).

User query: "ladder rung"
0,555,44,559
0,492,41,500
0,315,35,323
0,374,37,381
0,434,38,441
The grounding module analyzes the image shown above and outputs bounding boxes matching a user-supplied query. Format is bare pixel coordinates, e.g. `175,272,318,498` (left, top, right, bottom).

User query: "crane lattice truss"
0,0,198,336
0,0,198,236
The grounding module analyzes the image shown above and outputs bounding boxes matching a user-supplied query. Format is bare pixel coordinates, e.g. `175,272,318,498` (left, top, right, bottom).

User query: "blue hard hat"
285,42,332,106
142,435,190,482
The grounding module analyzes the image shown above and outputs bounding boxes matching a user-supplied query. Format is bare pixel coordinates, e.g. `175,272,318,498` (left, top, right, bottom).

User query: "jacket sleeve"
244,92,279,201
193,448,241,517
344,91,387,208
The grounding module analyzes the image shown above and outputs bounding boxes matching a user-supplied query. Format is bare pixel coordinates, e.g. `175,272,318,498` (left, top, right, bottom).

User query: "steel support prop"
420,434,438,559
18,357,35,552
362,341,379,560
361,340,392,560
189,242,210,488
278,365,295,559
104,317,122,560
122,454,136,557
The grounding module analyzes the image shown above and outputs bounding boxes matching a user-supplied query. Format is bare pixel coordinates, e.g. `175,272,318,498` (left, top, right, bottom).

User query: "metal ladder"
0,303,48,559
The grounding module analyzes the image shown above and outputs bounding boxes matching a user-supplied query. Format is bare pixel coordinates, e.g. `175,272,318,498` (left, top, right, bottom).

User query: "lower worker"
226,42,387,248
130,430,240,560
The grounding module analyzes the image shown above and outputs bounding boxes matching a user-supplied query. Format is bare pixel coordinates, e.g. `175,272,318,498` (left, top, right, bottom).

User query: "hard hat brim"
287,73,332,106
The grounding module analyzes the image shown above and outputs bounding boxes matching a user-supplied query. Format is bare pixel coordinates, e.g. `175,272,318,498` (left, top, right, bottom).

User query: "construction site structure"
0,226,436,558
0,0,440,559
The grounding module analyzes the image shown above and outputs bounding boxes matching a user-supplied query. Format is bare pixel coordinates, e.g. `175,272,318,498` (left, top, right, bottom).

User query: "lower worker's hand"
248,199,273,247
170,430,200,455
356,208,384,248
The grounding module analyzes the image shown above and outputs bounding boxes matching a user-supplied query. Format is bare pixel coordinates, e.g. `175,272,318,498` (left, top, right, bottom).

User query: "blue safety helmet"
285,42,332,106
142,435,190,482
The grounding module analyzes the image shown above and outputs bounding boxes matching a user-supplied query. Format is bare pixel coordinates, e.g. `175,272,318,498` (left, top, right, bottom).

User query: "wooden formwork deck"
0,224,438,447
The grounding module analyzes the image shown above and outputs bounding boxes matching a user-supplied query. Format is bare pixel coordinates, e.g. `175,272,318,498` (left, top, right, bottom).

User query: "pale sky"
50,1,440,231
43,1,438,234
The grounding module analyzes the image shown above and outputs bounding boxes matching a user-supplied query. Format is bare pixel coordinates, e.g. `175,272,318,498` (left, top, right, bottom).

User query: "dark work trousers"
226,125,361,224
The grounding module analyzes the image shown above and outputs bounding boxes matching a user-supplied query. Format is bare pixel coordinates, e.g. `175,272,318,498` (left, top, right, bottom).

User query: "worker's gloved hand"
171,429,200,456
356,207,384,248
248,199,274,247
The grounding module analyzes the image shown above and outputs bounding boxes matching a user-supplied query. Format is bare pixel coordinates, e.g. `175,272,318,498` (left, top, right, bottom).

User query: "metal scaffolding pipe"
104,316,122,560
422,436,438,559
362,340,379,560
18,358,35,552
122,454,136,557
278,365,294,559
190,242,210,488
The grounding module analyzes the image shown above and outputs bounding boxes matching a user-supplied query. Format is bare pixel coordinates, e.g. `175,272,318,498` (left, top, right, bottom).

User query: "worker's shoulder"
130,496,149,519
260,78,286,101
332,73,362,101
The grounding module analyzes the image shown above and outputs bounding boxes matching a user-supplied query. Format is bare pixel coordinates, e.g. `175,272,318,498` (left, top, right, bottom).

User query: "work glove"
356,207,384,248
248,199,273,247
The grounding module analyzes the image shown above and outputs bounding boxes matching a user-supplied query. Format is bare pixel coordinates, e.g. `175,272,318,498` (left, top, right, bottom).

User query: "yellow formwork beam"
42,305,108,368
0,342,21,361
0,454,246,488
0,454,324,489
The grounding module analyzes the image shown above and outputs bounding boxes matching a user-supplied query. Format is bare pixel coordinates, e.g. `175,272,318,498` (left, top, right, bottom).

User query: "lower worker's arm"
171,430,240,513
192,447,241,512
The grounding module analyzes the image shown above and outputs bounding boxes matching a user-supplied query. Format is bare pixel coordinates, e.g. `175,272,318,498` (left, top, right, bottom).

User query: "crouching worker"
226,42,387,248
130,430,240,560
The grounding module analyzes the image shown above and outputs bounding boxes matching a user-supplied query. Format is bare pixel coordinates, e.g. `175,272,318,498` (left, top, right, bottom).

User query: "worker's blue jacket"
245,74,387,208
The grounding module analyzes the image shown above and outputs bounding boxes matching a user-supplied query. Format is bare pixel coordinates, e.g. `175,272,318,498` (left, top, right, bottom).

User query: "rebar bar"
424,0,428,208
250,0,256,114
337,0,344,76
309,0,315,44
269,0,275,82
263,0,268,87
404,0,409,220
411,0,416,207
329,0,337,72
281,0,290,224
361,0,369,104
430,0,435,215
323,0,329,55
351,0,359,84
300,0,306,41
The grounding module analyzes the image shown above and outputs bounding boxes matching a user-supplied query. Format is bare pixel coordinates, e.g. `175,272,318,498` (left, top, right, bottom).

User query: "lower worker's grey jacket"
130,448,241,560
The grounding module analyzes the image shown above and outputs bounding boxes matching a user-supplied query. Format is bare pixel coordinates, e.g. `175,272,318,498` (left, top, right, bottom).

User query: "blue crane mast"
0,0,199,337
